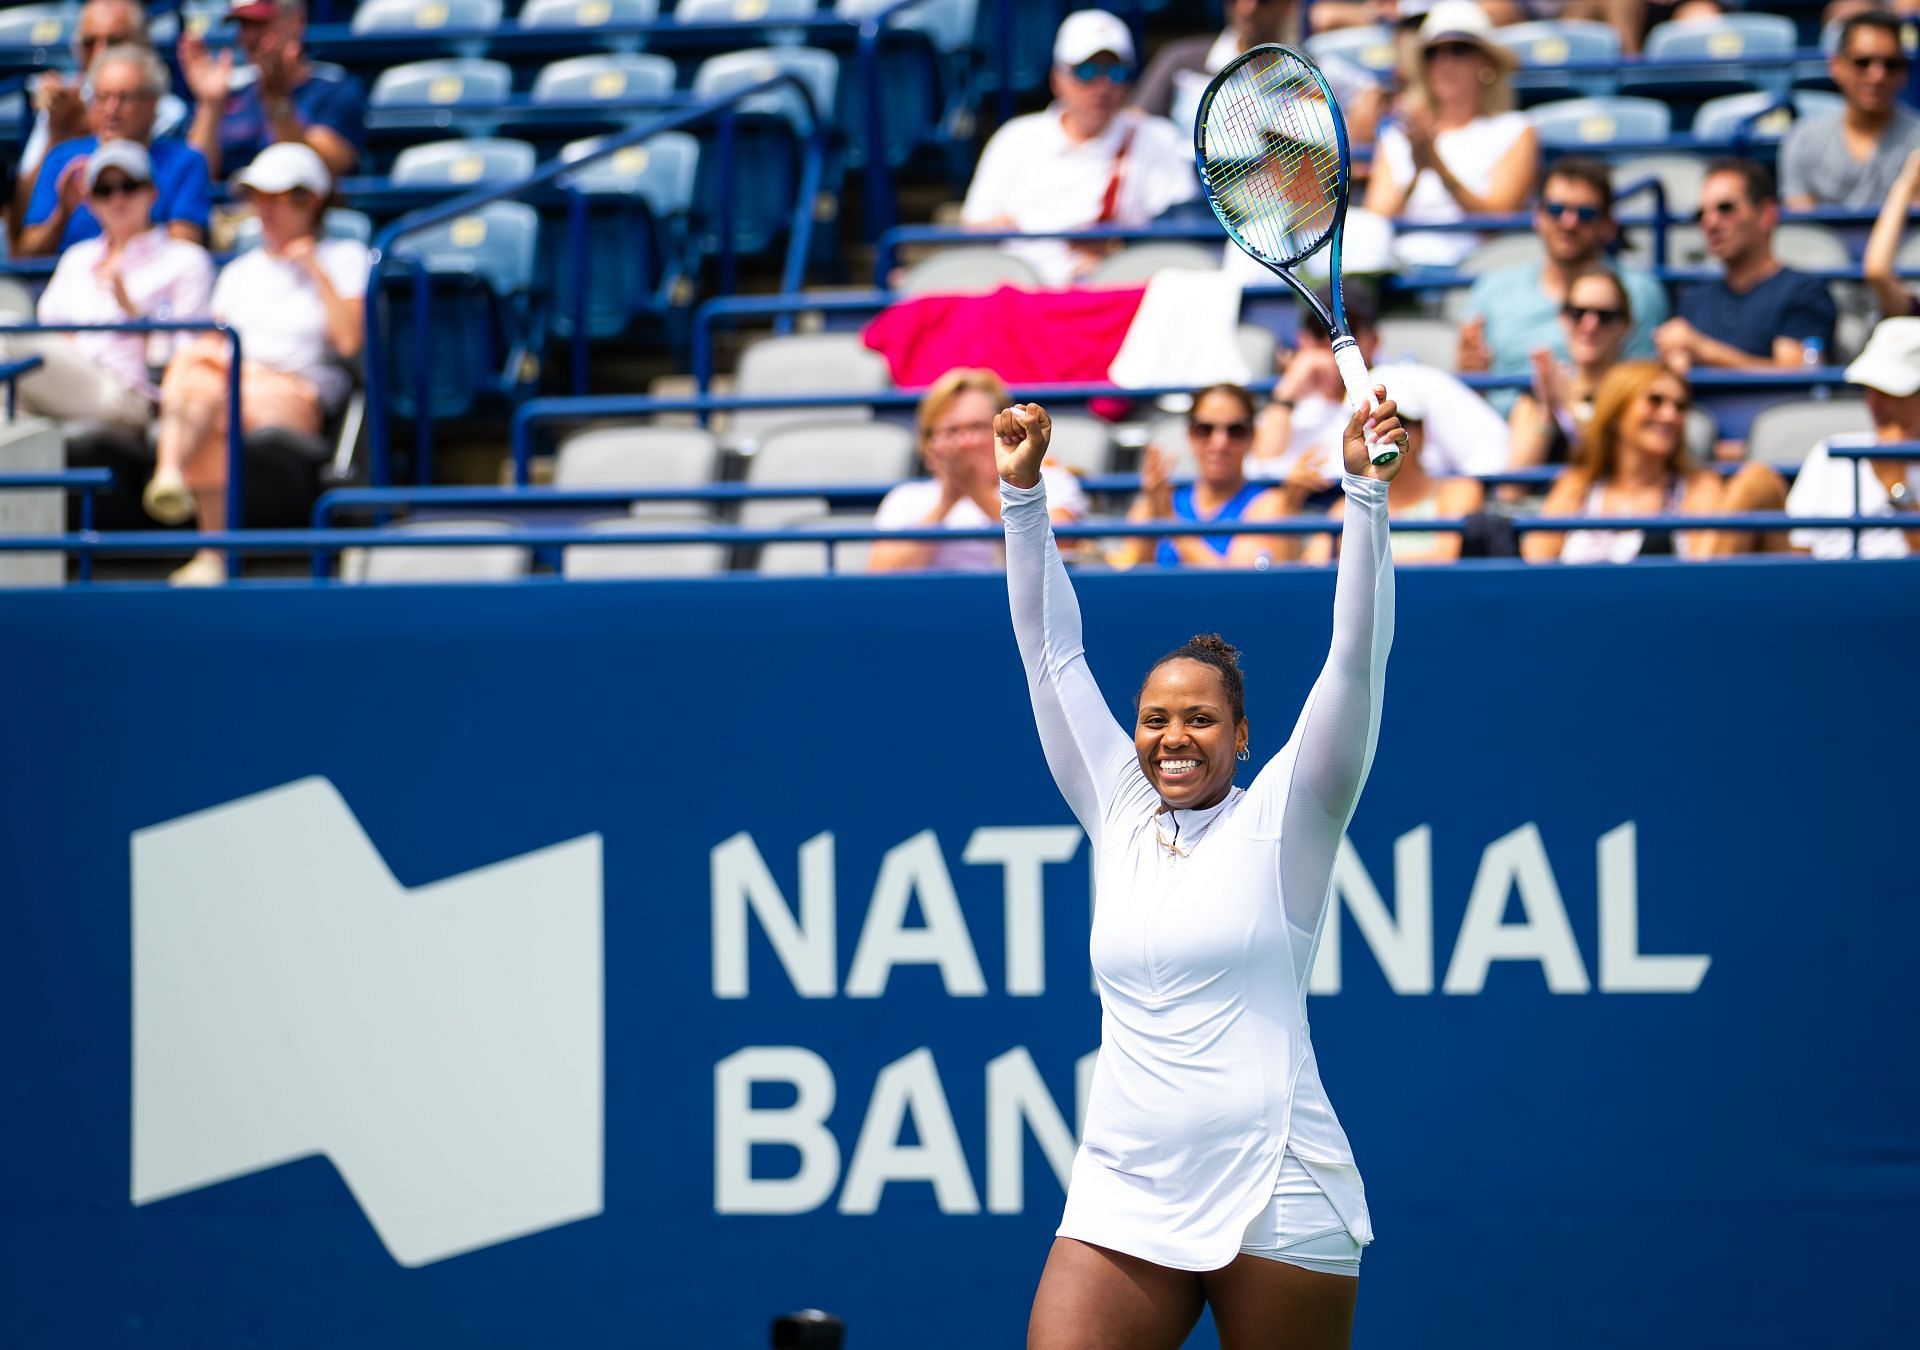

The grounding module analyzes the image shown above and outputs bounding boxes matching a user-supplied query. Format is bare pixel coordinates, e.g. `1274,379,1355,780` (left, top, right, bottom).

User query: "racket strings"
1199,50,1344,268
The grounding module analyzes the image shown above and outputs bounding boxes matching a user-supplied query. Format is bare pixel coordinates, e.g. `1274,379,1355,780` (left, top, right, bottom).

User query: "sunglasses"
89,177,149,200
1190,419,1253,439
1699,199,1745,218
1427,40,1482,60
1645,391,1691,413
1542,200,1603,224
1847,53,1910,73
1071,60,1135,84
1562,303,1625,325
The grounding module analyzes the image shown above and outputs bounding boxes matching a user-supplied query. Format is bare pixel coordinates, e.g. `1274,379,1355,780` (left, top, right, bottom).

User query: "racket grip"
1332,337,1401,467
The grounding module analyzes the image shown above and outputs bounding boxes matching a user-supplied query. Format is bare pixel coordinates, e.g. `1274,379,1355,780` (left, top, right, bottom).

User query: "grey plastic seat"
1236,323,1276,380
1745,399,1874,468
677,0,815,22
1612,154,1706,219
562,514,728,578
897,247,1041,296
553,425,721,521
1144,414,1197,481
742,420,915,528
391,138,537,187
520,0,659,30
1493,20,1621,98
755,513,879,574
1086,243,1223,285
1529,96,1672,149
1376,318,1459,372
731,333,892,445
559,132,699,210
691,47,839,133
347,519,531,583
369,58,514,130
1622,14,1796,99
0,7,75,57
1303,25,1399,80
1692,90,1844,143
390,201,539,294
353,0,503,33
1044,414,1114,477
532,53,676,107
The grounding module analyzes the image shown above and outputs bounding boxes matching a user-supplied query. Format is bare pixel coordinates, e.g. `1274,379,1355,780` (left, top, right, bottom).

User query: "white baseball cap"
1419,0,1518,67
1373,367,1427,422
85,139,152,189
1845,317,1920,398
233,141,332,196
1054,9,1135,67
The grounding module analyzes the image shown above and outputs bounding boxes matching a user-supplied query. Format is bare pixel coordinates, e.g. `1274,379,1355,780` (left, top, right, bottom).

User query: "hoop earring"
1478,68,1497,86
1236,745,1250,762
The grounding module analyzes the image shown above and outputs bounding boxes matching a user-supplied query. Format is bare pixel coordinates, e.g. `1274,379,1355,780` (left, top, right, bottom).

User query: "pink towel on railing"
861,285,1148,389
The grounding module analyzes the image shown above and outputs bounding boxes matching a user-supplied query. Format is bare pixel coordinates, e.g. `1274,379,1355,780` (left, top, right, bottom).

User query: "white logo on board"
130,776,604,1267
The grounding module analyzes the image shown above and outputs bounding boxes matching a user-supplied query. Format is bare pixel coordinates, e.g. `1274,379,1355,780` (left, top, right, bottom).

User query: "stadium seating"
352,0,504,37
1691,90,1845,143
552,425,723,509
549,132,701,341
368,57,516,140
689,47,841,257
562,516,730,577
518,0,662,36
1493,20,1622,101
742,420,914,573
729,331,891,446
391,138,539,186
895,247,1041,296
1530,96,1673,150
530,52,677,111
1043,413,1115,478
1745,399,1874,468
345,518,532,583
1086,243,1224,284
0,6,75,73
1622,13,1797,101
1303,24,1398,82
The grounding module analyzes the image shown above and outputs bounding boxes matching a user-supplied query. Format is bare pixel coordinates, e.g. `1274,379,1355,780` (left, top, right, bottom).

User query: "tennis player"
995,392,1403,1350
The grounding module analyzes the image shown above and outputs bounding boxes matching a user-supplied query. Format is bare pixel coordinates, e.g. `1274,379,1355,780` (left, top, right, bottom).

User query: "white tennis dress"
1001,471,1392,1273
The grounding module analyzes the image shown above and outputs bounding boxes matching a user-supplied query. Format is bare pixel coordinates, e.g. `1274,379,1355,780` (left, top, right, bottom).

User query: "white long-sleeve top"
1001,470,1393,1271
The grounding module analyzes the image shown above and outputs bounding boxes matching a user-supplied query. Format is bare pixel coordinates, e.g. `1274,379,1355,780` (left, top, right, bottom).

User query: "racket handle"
1332,337,1401,467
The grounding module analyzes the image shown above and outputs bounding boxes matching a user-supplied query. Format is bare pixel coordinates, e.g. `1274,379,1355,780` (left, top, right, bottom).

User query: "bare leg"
1699,462,1790,556
1201,1253,1358,1350
1027,1238,1205,1350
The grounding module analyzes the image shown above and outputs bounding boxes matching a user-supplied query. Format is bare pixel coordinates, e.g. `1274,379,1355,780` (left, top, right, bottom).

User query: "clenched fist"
993,402,1052,489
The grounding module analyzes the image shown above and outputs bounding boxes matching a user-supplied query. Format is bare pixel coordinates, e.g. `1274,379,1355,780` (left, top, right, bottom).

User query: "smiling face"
1536,173,1613,269
924,387,998,486
1561,271,1631,367
1424,40,1494,116
1620,369,1689,465
1833,21,1909,119
1135,659,1246,811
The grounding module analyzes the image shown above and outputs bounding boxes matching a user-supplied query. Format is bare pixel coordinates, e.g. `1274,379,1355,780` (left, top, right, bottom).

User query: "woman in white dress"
995,390,1406,1350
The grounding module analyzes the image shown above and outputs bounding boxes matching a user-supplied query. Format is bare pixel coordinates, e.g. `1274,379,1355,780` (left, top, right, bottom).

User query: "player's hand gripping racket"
1194,44,1403,466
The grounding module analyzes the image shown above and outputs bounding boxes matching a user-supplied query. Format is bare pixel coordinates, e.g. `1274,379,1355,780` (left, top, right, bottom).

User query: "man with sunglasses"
177,0,364,181
1458,156,1667,396
1655,158,1836,373
16,44,211,258
962,9,1197,287
1780,11,1920,210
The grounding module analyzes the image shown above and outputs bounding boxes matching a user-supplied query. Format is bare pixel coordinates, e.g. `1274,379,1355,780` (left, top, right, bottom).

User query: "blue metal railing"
0,354,44,418
0,467,112,581
365,71,827,489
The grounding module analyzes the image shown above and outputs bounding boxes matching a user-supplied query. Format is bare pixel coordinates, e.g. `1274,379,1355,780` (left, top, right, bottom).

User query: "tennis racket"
1194,43,1402,466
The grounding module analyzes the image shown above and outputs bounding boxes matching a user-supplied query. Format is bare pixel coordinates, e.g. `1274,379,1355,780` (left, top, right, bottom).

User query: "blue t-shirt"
1677,268,1836,358
1156,482,1272,566
218,63,367,171
27,136,212,251
1465,261,1669,373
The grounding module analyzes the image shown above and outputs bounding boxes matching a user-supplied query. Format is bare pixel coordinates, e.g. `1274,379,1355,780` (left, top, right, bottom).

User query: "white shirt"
1251,360,1511,481
34,227,214,397
873,464,1086,572
1786,437,1920,560
1002,470,1389,1270
962,106,1199,288
1376,111,1531,268
211,237,369,409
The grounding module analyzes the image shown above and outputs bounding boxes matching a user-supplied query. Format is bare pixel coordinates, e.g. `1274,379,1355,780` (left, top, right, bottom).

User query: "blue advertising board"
1,559,1915,1349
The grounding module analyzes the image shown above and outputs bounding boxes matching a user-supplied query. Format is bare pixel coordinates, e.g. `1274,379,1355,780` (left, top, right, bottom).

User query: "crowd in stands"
2,0,1919,581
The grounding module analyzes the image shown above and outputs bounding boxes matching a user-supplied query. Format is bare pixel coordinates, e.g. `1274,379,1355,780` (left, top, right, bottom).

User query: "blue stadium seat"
519,0,661,32
391,137,538,186
531,53,677,112
1529,96,1672,150
352,0,504,35
548,131,702,342
1304,25,1400,82
1691,90,1844,143
836,0,977,55
0,6,76,72
690,47,839,256
1622,13,1797,101
674,0,817,24
971,0,1060,96
1493,20,1621,100
828,0,944,172
368,58,515,137
385,201,542,423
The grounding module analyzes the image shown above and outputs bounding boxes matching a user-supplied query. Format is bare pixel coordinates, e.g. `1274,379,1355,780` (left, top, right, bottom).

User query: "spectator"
1458,156,1667,386
1363,0,1539,269
16,1,187,183
179,0,365,181
17,45,211,257
1782,10,1920,209
1506,267,1637,469
1479,1,1647,55
1522,361,1723,563
1252,280,1510,487
1121,384,1292,568
961,9,1198,288
1134,0,1383,147
1707,318,1920,559
869,368,1086,572
1302,373,1485,563
1655,159,1836,373
1863,147,1920,319
143,144,366,585
0,141,212,427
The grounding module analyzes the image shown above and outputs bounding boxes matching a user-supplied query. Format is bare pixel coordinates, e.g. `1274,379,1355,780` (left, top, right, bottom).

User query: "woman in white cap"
1363,0,1538,268
144,140,367,584
1,139,212,427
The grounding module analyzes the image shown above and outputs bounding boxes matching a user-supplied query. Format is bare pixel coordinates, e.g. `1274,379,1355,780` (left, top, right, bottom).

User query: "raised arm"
997,404,1144,843
1247,395,1404,929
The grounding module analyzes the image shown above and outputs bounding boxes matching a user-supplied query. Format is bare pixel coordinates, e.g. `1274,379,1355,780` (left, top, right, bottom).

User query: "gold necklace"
1155,804,1225,859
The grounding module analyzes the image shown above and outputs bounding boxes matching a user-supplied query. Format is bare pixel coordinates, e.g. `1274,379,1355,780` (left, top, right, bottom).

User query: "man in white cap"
1781,318,1920,559
961,9,1197,287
